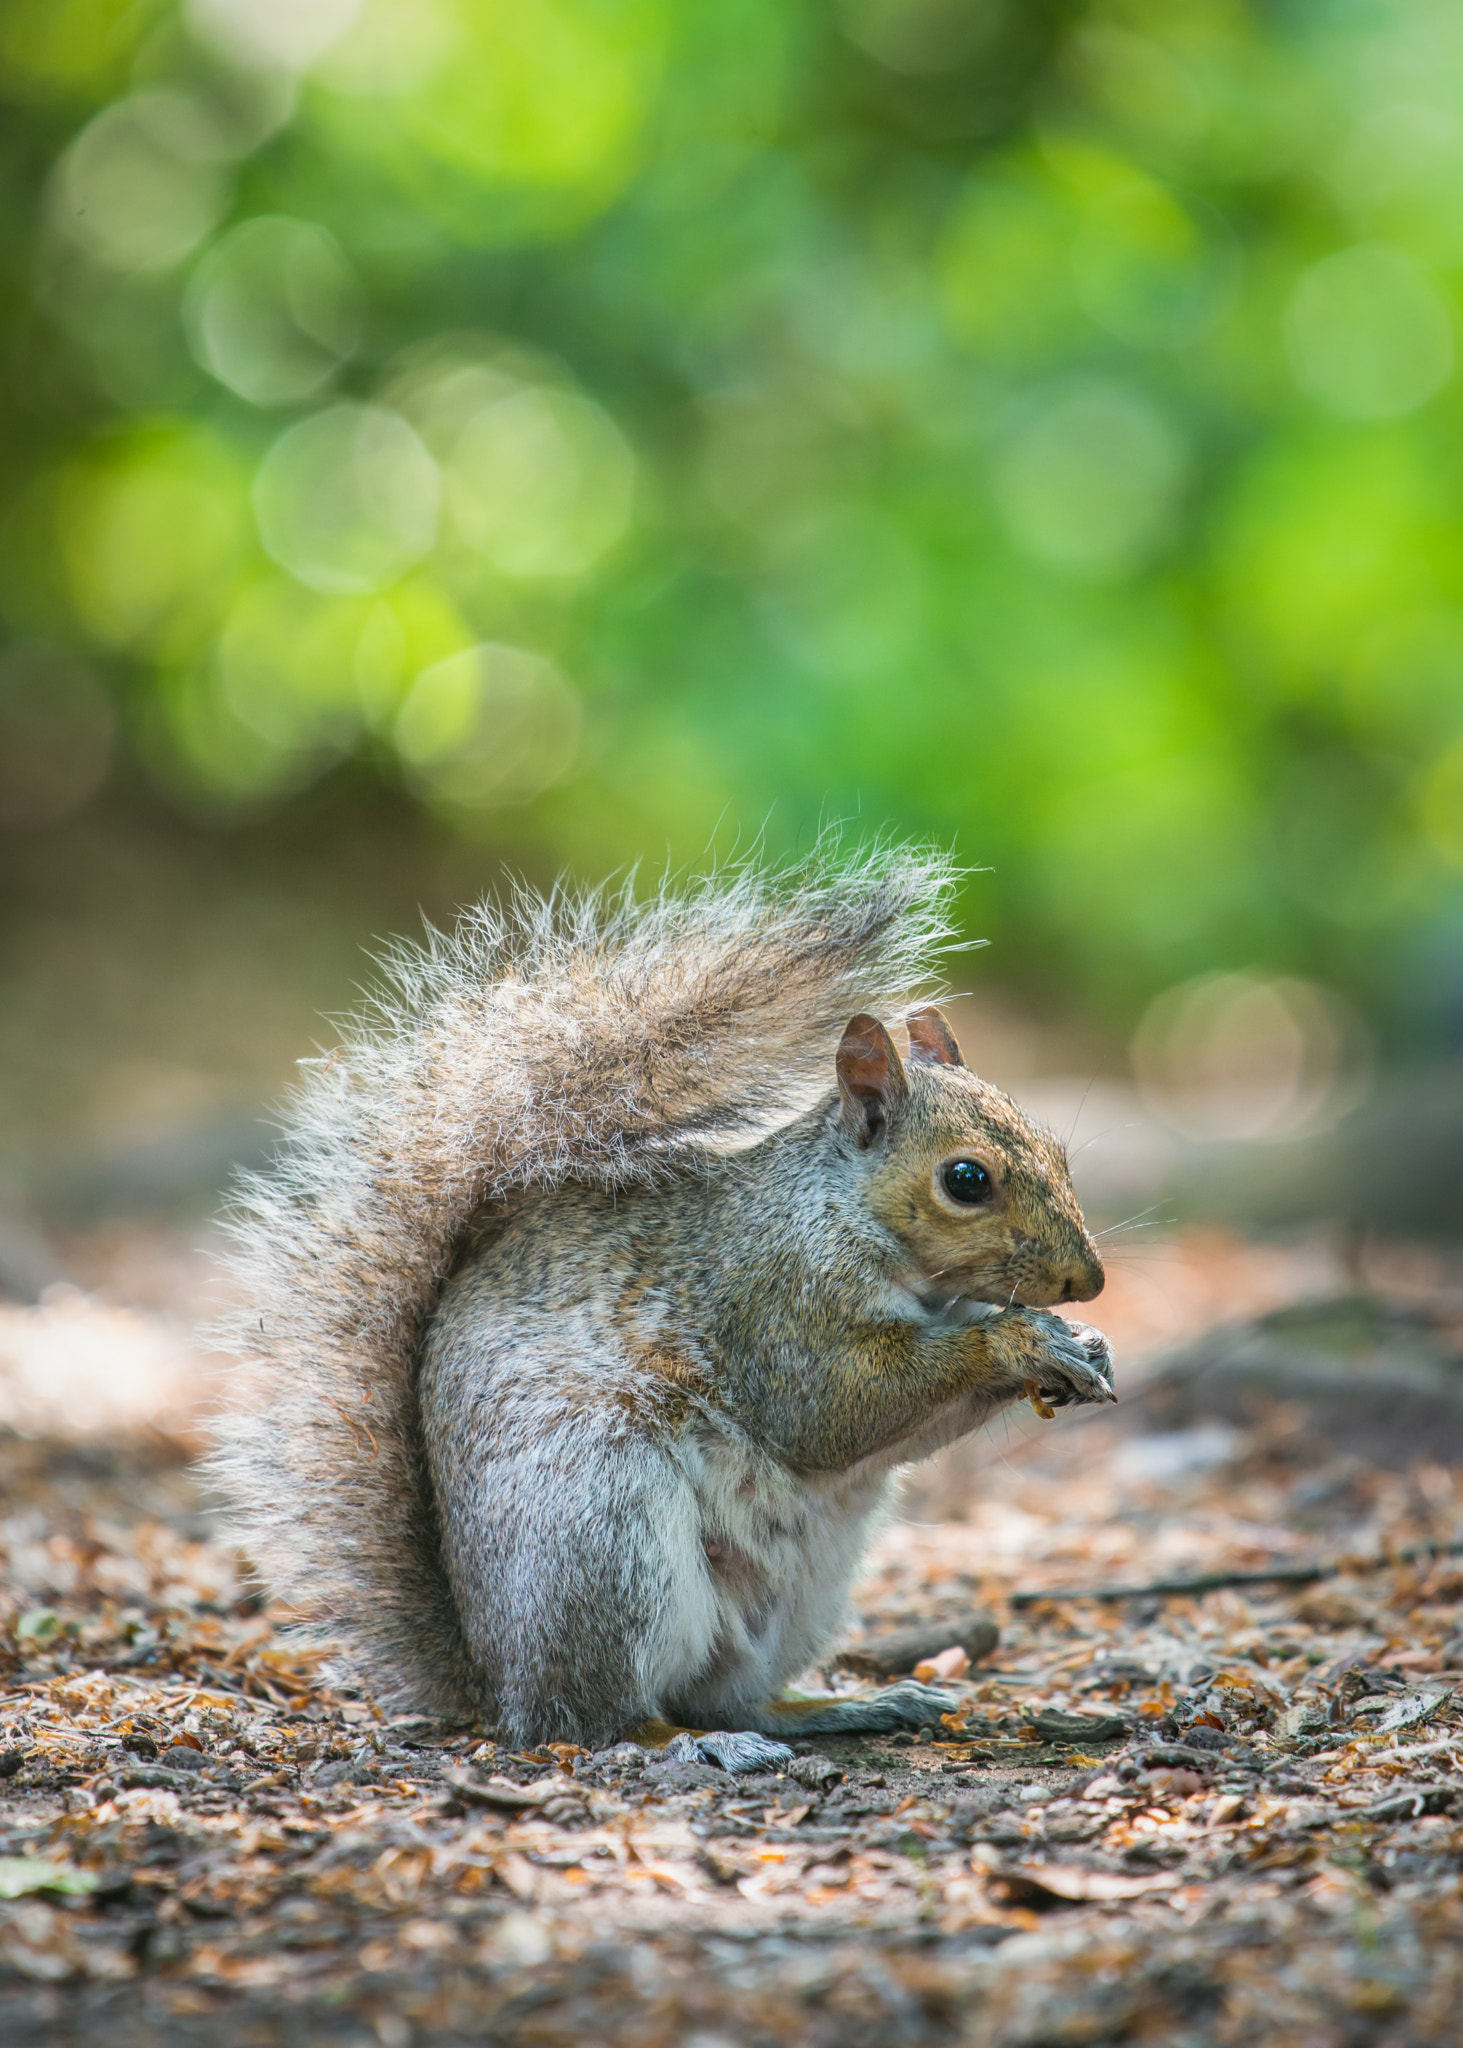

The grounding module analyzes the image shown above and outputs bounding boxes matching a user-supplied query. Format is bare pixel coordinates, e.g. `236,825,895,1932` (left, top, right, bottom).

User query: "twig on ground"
1009,1538,1463,1608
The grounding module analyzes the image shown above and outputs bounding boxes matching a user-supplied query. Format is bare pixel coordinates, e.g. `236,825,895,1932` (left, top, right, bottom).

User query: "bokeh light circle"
252,404,441,594
837,0,997,76
186,0,363,76
1286,243,1455,420
1072,182,1235,349
393,643,580,807
1132,972,1371,1142
446,387,635,580
992,379,1187,578
184,217,361,407
49,93,234,274
59,429,251,652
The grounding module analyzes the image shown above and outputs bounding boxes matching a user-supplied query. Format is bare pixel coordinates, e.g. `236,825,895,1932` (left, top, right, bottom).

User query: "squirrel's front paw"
993,1309,1116,1411
1038,1319,1115,1408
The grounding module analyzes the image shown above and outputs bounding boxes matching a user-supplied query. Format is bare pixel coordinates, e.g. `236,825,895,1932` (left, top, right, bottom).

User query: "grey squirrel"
214,844,1114,1763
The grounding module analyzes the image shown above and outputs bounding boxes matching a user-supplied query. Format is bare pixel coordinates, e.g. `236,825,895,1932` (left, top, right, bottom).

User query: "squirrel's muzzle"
1060,1250,1105,1304
1008,1238,1105,1307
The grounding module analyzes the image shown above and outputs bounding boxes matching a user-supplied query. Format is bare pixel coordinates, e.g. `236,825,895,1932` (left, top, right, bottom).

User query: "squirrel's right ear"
906,1005,964,1069
836,1015,909,1148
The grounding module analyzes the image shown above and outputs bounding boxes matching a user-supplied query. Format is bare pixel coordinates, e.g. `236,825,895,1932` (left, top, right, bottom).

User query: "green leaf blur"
3,0,1463,1036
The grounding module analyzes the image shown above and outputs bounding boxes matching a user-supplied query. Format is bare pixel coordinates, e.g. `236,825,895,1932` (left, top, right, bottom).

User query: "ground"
1,1236,1461,2046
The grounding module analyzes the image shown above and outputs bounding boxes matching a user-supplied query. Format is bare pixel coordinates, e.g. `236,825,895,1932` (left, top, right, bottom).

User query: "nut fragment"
913,1645,971,1684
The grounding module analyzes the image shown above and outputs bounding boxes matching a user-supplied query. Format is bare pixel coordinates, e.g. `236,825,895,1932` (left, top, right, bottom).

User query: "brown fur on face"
840,1008,1103,1309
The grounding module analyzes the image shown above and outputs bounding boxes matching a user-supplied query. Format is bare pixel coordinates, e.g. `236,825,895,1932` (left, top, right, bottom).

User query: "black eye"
942,1160,993,1206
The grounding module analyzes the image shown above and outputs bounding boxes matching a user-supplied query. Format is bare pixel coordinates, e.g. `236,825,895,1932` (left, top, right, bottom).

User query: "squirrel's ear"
836,1014,909,1147
906,1005,964,1069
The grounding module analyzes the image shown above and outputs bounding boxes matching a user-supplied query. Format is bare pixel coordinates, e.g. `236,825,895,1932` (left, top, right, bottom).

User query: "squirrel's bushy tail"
210,839,959,1716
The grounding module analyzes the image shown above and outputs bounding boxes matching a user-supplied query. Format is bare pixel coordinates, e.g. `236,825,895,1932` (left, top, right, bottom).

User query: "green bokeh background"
3,0,1463,1060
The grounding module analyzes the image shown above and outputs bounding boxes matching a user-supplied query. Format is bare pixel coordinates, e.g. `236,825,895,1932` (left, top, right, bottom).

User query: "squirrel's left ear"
836,1015,909,1147
906,1005,964,1069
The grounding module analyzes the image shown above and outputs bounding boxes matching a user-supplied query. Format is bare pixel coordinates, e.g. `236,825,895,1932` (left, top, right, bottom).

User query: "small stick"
1008,1537,1463,1608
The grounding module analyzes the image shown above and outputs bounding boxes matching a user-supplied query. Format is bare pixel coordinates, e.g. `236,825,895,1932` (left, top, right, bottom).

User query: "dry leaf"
991,1862,1179,1905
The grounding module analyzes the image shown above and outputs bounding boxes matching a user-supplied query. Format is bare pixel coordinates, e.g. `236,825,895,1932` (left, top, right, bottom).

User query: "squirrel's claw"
1018,1314,1117,1411
1061,1320,1117,1402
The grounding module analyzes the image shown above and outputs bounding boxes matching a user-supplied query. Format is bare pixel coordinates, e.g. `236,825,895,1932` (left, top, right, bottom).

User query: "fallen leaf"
990,1862,1179,1906
1025,1708,1129,1744
0,1859,99,1900
442,1769,570,1810
1372,1692,1449,1734
15,1610,62,1643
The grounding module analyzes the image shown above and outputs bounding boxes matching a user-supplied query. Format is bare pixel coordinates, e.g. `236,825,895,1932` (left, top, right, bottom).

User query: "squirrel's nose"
1060,1252,1105,1303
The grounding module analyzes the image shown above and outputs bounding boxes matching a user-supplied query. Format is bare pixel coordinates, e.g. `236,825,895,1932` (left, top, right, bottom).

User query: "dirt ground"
2,1236,1462,2046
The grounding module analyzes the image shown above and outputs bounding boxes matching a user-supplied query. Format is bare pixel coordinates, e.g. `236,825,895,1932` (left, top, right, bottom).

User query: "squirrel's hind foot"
668,1729,796,1773
833,1679,960,1732
725,1681,958,1737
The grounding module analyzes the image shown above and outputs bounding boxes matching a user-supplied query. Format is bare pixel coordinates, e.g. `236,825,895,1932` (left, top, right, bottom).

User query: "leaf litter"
1,1278,1462,2044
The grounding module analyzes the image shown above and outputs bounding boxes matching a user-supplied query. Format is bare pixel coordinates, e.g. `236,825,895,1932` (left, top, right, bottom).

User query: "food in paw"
1024,1378,1059,1420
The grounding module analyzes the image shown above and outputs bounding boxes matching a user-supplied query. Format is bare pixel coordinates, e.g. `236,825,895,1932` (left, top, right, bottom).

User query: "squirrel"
213,843,1115,1764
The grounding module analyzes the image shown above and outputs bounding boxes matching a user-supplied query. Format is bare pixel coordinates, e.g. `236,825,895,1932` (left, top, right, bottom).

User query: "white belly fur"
646,1416,896,1723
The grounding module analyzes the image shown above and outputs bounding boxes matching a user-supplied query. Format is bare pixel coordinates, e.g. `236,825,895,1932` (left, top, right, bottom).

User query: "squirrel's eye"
942,1160,993,1206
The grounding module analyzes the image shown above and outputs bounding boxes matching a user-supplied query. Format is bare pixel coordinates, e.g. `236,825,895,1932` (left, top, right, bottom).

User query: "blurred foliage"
2,0,1463,1038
